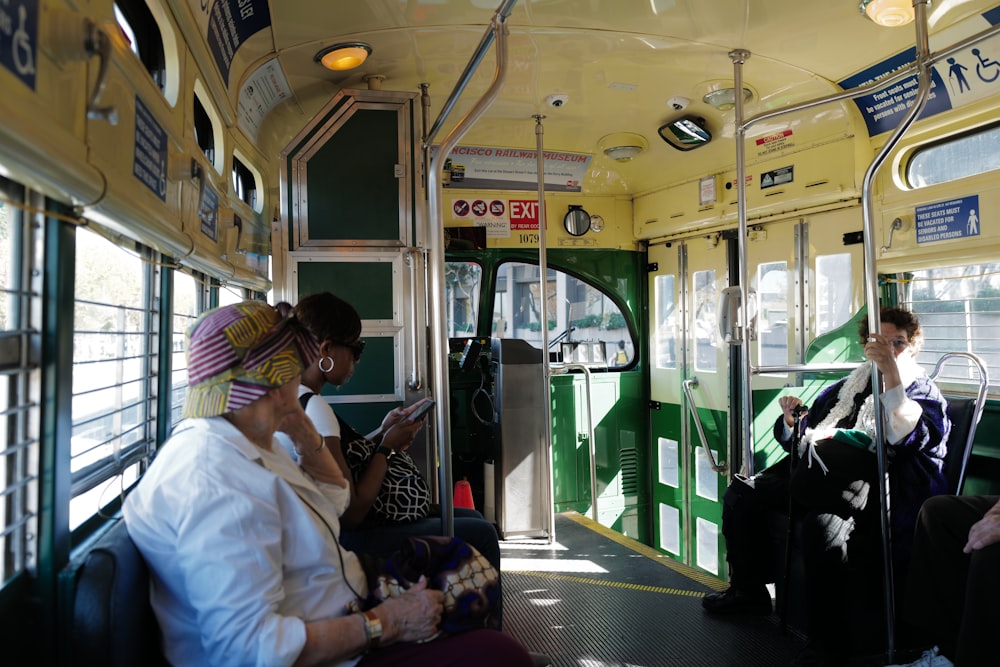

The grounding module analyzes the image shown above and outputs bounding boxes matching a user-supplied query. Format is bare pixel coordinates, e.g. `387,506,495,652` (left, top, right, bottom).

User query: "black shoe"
701,586,772,615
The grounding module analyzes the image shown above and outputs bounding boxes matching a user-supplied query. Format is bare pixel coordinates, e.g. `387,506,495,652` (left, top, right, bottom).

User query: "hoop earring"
318,356,335,373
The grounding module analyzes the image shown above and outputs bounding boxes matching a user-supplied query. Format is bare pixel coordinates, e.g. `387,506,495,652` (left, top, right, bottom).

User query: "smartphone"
408,399,436,421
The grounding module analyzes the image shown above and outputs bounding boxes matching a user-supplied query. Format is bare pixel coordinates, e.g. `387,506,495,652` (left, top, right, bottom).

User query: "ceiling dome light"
598,132,648,162
859,0,914,27
315,42,372,71
604,145,644,162
703,87,753,111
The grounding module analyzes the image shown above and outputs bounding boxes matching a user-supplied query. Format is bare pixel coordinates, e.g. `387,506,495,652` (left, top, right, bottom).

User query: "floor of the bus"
500,512,806,667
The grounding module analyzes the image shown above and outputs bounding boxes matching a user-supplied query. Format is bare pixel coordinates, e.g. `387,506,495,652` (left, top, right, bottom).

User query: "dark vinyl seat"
62,518,166,667
930,352,988,496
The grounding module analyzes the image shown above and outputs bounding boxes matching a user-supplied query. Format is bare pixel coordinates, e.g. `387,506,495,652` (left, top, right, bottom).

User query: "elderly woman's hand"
375,577,445,644
864,333,903,389
279,404,348,488
778,395,807,428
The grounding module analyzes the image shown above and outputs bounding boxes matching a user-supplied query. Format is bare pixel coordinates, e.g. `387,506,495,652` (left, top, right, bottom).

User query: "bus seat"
63,518,166,667
929,352,988,495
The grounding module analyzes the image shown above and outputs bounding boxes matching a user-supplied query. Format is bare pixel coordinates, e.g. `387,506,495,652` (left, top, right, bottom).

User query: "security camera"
546,94,569,108
668,96,690,111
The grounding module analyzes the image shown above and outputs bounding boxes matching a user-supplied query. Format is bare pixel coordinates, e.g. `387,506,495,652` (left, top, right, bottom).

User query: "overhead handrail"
682,378,727,474
425,3,514,538
558,364,598,521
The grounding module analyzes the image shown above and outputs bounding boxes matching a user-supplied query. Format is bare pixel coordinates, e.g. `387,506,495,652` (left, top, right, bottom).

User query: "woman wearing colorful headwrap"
123,301,533,667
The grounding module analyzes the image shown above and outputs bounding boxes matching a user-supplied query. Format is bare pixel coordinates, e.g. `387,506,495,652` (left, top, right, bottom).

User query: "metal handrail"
682,378,727,474
426,5,513,538
930,351,990,496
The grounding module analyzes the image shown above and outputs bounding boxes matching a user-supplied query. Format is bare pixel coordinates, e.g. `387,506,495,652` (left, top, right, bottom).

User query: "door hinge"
646,262,658,272
648,400,661,410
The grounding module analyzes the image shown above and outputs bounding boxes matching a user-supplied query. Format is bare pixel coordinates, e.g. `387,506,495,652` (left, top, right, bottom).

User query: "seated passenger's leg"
703,459,790,614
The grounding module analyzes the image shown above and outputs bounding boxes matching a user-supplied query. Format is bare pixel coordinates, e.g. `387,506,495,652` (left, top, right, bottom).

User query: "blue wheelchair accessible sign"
915,195,980,244
1,0,38,90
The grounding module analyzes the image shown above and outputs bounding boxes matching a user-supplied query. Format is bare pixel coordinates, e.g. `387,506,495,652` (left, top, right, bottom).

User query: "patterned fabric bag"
354,535,501,635
337,415,431,523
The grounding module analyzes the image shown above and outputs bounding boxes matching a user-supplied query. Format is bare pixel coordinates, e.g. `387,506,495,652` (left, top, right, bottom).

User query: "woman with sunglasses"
291,292,502,576
703,307,951,666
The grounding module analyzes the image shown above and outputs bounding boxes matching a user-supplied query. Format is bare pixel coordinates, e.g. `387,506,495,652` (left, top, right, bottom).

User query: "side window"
815,253,853,336
492,262,633,367
170,270,206,429
756,262,788,366
901,263,1000,396
0,179,41,584
906,122,1000,188
232,154,259,211
72,228,158,529
193,93,216,167
114,1,166,92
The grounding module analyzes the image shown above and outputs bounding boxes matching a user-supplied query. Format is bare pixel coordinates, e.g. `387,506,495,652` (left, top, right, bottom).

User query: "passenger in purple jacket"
703,307,950,667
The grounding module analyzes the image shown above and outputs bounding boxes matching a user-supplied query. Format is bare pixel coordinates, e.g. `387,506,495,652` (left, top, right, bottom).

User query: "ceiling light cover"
604,145,644,161
859,0,914,27
703,87,753,111
597,132,648,162
316,42,372,71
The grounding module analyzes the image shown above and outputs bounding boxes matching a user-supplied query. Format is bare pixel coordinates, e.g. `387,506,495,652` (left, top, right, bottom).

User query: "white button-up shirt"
124,417,367,667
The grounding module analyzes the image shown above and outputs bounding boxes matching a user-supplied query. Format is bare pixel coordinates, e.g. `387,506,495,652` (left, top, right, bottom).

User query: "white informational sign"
238,58,292,139
658,437,679,488
695,447,719,502
659,503,680,556
696,517,720,575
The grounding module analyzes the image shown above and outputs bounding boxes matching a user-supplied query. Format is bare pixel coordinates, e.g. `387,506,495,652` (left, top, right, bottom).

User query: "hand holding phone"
407,398,435,421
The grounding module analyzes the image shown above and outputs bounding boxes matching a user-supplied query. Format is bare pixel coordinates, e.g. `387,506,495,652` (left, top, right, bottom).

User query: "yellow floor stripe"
558,511,728,591
505,570,706,598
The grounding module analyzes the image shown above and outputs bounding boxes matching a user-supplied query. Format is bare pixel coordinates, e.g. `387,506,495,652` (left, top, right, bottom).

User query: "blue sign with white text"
133,97,168,202
0,0,38,90
915,196,980,244
206,0,271,84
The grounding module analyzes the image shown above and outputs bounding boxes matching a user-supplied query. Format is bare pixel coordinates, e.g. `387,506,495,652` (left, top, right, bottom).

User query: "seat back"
930,352,989,496
62,518,166,667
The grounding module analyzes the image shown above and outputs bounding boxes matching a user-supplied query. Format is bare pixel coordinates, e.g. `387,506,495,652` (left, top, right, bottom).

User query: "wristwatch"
375,444,395,460
362,609,382,650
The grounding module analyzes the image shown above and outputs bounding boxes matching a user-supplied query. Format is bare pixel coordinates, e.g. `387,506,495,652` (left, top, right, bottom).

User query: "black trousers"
901,494,1000,667
721,441,884,654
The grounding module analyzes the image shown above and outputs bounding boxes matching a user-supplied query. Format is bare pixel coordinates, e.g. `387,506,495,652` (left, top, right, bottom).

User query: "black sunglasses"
337,339,366,362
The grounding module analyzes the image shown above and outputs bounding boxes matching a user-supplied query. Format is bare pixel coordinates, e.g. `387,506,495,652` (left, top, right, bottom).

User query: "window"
170,270,205,429
232,155,258,210
492,262,633,366
0,179,41,585
899,263,1000,395
756,262,788,366
693,270,718,372
114,1,166,91
816,253,853,336
653,274,677,369
906,122,1000,188
193,95,215,166
71,228,158,529
445,261,482,337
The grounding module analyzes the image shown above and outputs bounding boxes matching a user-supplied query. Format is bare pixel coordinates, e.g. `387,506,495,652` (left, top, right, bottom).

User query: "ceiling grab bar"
425,3,513,538
682,378,727,474
559,364,598,521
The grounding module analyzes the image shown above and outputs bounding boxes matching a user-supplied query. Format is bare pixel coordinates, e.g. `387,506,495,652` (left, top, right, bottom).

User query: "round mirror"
564,206,590,236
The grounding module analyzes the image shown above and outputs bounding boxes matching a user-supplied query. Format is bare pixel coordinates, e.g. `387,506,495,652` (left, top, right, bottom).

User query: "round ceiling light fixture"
859,0,914,27
315,42,373,71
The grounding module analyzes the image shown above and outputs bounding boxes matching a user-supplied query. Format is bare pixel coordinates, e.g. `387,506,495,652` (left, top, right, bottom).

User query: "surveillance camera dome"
668,96,691,111
546,93,569,108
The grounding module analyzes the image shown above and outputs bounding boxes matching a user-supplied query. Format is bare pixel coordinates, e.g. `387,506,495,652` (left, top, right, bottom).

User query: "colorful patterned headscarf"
182,301,320,418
